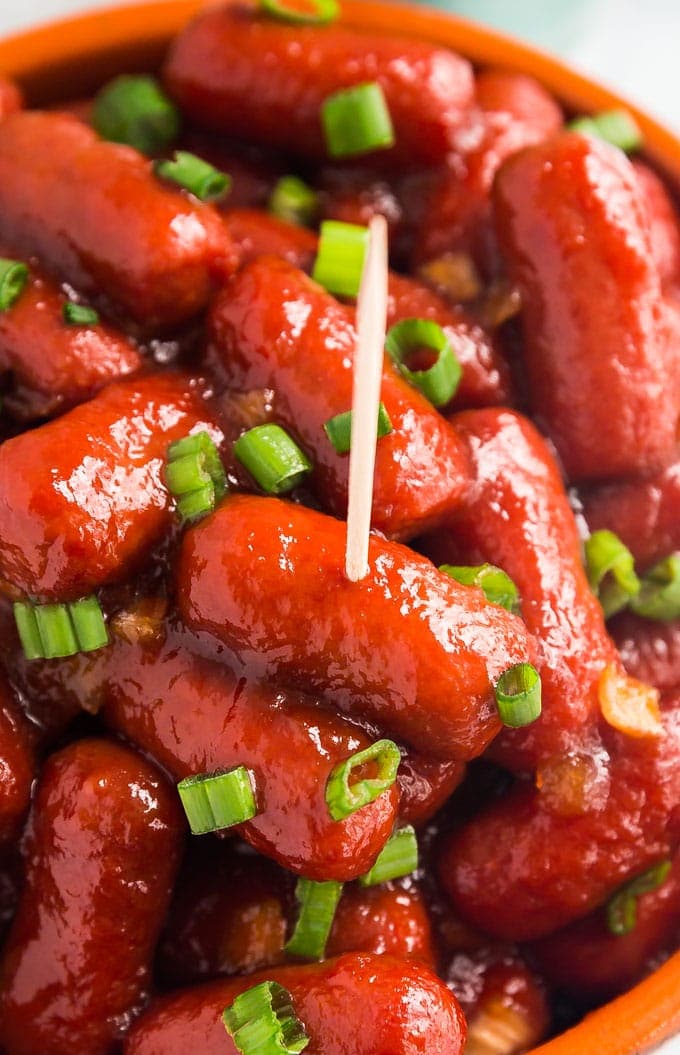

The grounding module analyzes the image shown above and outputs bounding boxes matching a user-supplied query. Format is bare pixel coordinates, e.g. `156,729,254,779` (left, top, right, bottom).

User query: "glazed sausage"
0,111,235,328
422,408,618,769
438,698,680,940
397,752,466,827
0,252,141,420
493,132,677,480
207,257,471,539
0,672,34,848
0,374,220,600
164,3,474,166
102,634,399,880
0,738,183,1055
580,455,680,571
177,494,537,760
124,953,467,1055
530,850,680,1001
327,882,436,968
633,160,680,290
612,612,680,694
224,208,318,270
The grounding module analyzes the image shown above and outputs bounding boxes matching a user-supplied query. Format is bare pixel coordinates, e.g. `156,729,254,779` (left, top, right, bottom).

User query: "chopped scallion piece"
177,767,257,835
439,563,520,615
326,739,401,821
166,431,227,524
92,74,181,155
269,175,319,227
585,529,640,618
568,109,642,153
260,0,339,26
606,860,672,936
285,877,343,959
359,825,418,886
223,980,309,1055
234,424,312,494
153,151,231,202
629,553,680,622
495,663,542,728
385,317,461,408
63,301,100,326
0,258,29,312
321,82,395,159
324,402,392,454
312,220,368,298
13,596,109,661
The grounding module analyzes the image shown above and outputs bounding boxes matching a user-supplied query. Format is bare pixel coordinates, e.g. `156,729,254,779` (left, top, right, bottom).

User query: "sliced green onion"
166,431,227,523
177,767,257,835
359,825,418,886
62,301,100,327
325,739,401,821
234,424,312,494
606,860,672,936
439,563,520,615
385,318,461,407
321,82,395,159
568,109,642,153
260,0,338,26
13,595,109,661
311,220,368,298
629,554,680,622
585,529,640,618
92,74,181,155
285,877,343,959
495,663,542,728
0,259,29,312
153,151,231,202
324,402,392,454
223,981,309,1055
269,175,319,227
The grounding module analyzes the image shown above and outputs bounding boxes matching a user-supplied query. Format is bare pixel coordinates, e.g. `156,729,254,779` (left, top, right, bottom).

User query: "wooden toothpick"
345,213,389,582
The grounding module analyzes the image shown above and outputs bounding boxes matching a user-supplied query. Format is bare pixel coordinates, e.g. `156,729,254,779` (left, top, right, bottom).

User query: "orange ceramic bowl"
0,2,678,1053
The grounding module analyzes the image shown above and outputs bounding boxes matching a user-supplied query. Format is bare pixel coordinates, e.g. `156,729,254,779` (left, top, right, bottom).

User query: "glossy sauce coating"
164,3,474,166
207,257,471,539
396,752,466,827
177,494,537,760
327,882,436,968
0,374,219,600
634,160,680,290
494,132,677,480
0,111,235,328
613,613,680,693
124,953,467,1055
102,634,399,880
0,738,183,1055
0,252,141,420
0,674,34,849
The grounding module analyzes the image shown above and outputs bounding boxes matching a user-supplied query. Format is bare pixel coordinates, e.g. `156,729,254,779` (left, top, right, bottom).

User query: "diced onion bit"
153,151,231,202
385,317,461,407
495,663,542,728
166,431,227,524
177,766,257,835
311,219,368,298
92,74,181,155
0,258,29,312
417,252,483,304
598,664,663,739
269,175,319,227
62,301,100,327
325,739,401,820
606,860,672,936
324,401,392,455
321,81,395,159
568,108,643,153
439,563,520,615
260,0,339,27
359,825,418,886
234,424,312,494
285,877,343,960
584,529,640,618
630,553,680,622
13,595,109,661
223,981,310,1055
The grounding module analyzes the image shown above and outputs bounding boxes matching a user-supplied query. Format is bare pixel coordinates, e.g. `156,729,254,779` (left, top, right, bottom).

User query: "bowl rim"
0,2,678,1053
